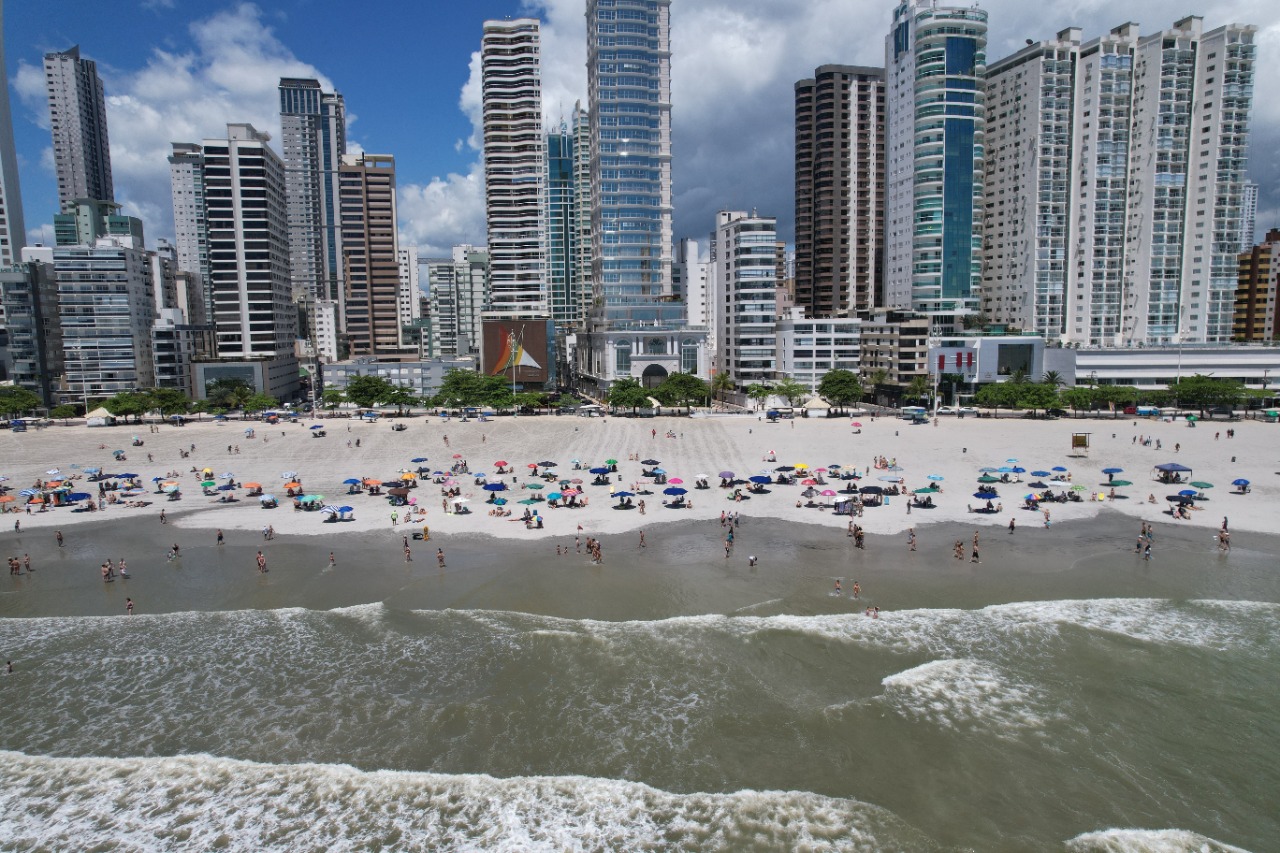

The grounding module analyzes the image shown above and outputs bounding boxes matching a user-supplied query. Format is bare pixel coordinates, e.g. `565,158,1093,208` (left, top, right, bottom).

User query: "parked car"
958,406,979,415
936,406,958,415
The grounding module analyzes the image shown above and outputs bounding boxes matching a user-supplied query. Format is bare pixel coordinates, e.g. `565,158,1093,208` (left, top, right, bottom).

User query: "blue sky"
6,0,1280,256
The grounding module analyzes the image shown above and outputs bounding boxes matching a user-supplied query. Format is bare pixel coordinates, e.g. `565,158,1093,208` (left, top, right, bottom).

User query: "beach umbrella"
200,480,217,488
162,485,179,494
320,505,341,514
491,497,507,506
926,474,944,481
242,482,261,489
1028,481,1048,489
27,496,44,504
66,492,91,501
484,483,507,491
412,457,428,463
218,484,235,491
977,475,1000,484
570,478,583,485
547,492,564,501
820,489,837,497
860,486,883,494
527,463,538,469
525,483,544,490
850,422,863,427
1232,478,1250,487
283,481,302,489
1102,467,1124,474
1010,467,1026,474
878,475,902,483
718,470,735,479
562,488,580,496
1167,495,1195,504
310,425,324,430
641,458,660,466
338,506,354,514
652,468,666,475
604,459,618,466
775,465,795,472
539,461,558,467
1031,470,1051,477
665,477,683,485
1186,414,1199,422
514,498,536,505
913,486,938,494
978,467,998,473
802,478,819,486
1110,480,1132,487
589,467,610,475
363,478,382,486
1052,466,1068,472
494,460,509,467
1178,489,1197,497
1006,458,1018,463
401,472,417,480
152,476,166,482
1023,493,1039,502
0,495,13,503
303,494,325,502
1190,481,1214,489
974,490,1000,499
281,471,298,479
663,486,688,496
259,494,276,502
795,463,809,470
117,473,140,480
343,478,361,485
1070,485,1087,491
997,466,1014,473
749,476,770,484
612,490,633,498
452,454,462,459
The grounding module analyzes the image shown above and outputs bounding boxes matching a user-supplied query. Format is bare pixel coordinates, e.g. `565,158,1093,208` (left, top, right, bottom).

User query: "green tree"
242,392,278,415
556,394,582,410
514,391,547,412
436,369,488,408
904,375,932,406
654,372,710,407
383,384,418,416
205,377,253,411
1042,370,1065,389
50,403,80,424
1060,387,1095,414
745,383,773,411
772,376,807,407
146,387,191,416
345,375,394,409
1013,382,1059,415
320,388,346,411
0,386,42,417
974,382,1019,414
104,391,149,422
817,369,862,412
1169,374,1243,412
710,370,735,401
607,377,648,412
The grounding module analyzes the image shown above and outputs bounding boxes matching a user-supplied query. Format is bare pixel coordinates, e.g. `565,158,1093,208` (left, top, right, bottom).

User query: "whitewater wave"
1065,827,1252,853
0,750,941,853
876,658,1058,736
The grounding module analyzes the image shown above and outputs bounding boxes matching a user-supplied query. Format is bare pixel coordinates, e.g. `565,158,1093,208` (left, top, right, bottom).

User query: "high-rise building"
709,211,778,384
190,124,299,400
279,78,347,327
43,46,113,211
546,123,581,328
481,19,546,313
1122,17,1256,344
54,198,143,248
982,28,1080,338
1240,180,1258,253
572,102,593,316
397,247,424,353
168,143,208,273
0,1,27,266
885,0,987,321
0,253,61,405
338,153,410,359
794,65,885,318
587,0,677,325
425,245,489,359
1234,228,1280,341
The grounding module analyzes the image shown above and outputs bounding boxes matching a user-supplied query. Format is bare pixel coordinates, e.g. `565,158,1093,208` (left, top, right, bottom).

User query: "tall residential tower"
43,46,113,210
0,0,26,265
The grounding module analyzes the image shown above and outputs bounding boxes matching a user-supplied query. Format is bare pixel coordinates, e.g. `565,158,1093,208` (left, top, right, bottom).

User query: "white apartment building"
168,143,209,310
885,0,988,321
982,28,1079,339
774,313,863,393
481,19,546,313
425,245,489,359
397,246,422,346
709,211,778,385
43,46,113,210
675,238,708,327
1122,17,1256,345
1240,180,1258,253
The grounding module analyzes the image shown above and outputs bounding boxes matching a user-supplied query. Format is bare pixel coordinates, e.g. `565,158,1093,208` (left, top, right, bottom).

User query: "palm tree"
772,376,808,407
905,375,932,406
1043,369,1065,389
710,371,735,402
745,383,772,411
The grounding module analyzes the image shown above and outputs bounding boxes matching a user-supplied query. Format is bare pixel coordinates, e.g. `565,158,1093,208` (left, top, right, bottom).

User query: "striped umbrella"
320,505,342,514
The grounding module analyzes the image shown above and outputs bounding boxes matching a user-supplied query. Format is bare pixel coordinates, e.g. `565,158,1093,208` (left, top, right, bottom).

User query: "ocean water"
1,597,1276,851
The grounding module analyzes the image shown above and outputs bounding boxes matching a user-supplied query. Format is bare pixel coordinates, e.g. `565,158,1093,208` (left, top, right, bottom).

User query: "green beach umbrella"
1070,485,1087,491
525,482,544,489
977,474,1000,483
604,458,618,465
913,486,938,494
200,480,216,488
518,498,539,505
1109,480,1133,487
1190,481,1213,489
1185,414,1198,422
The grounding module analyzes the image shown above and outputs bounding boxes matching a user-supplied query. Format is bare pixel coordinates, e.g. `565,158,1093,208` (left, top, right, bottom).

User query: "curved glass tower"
885,0,987,320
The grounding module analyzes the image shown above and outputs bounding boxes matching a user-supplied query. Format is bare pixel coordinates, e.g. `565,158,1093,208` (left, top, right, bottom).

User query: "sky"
5,0,1280,258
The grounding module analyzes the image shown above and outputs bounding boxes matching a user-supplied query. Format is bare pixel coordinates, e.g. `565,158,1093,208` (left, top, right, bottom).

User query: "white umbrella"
280,471,298,479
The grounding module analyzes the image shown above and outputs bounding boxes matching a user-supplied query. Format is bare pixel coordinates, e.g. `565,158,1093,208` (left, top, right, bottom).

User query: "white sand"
0,412,1271,540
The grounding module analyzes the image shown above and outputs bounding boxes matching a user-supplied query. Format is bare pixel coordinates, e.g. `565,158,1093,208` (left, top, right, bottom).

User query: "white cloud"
397,162,486,258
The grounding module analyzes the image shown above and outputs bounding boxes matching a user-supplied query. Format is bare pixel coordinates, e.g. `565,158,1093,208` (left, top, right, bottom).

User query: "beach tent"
1153,462,1193,483
802,397,831,412
85,407,116,427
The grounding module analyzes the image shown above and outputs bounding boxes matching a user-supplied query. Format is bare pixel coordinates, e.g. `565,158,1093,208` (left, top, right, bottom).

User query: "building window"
681,339,698,373
615,341,632,375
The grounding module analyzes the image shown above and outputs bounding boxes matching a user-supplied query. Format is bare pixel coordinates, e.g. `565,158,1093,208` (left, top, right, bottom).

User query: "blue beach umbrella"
926,474,944,481
548,492,564,501
1178,489,1197,496
1232,478,1250,487
338,506,354,513
343,478,361,485
589,467,610,475
974,490,1000,500
1011,467,1026,474
1031,470,1050,478
493,498,507,506
18,489,38,497
484,482,507,491
1006,458,1018,463
663,486,688,496
749,475,771,484
1102,467,1124,474
997,466,1014,473
117,473,139,479
66,492,91,501
612,490,633,498
1052,466,1068,472
978,467,998,473
259,494,276,502
218,484,235,491
411,457,428,463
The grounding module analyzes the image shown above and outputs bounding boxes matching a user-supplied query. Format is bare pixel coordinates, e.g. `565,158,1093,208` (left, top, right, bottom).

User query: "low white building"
322,356,476,400
1045,344,1280,390
774,312,862,392
929,334,1047,386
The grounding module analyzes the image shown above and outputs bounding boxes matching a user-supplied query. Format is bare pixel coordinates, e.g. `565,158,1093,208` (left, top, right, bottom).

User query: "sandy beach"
0,410,1271,545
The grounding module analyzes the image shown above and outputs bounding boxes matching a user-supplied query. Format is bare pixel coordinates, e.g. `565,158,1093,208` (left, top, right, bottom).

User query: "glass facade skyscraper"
545,126,581,327
885,0,987,321
587,0,680,326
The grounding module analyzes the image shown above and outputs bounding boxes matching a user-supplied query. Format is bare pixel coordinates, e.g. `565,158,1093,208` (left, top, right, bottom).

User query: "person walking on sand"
160,508,166,524
436,548,446,568
639,530,646,548
391,510,398,526
1008,517,1016,534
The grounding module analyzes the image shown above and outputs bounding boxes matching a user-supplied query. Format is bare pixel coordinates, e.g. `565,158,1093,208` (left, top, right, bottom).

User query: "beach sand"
0,411,1269,547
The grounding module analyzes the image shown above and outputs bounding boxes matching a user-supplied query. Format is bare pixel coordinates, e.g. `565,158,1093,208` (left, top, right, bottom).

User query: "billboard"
482,318,552,386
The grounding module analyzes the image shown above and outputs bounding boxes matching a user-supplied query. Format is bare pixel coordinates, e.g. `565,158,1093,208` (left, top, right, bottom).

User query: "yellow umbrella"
400,472,417,480
794,463,809,470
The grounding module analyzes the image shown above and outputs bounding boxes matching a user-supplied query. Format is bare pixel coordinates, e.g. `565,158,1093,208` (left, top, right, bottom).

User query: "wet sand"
3,511,1275,622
